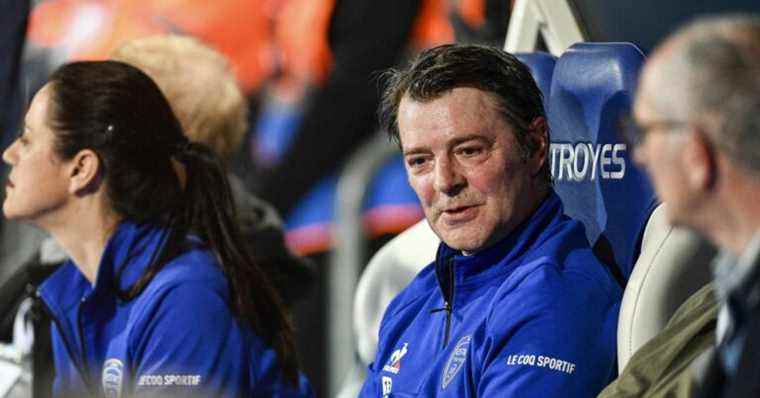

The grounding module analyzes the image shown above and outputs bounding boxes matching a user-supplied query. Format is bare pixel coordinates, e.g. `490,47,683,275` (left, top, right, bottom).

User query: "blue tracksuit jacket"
38,221,313,397
359,192,621,397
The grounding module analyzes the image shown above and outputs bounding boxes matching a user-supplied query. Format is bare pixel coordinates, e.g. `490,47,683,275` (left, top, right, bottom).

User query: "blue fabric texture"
38,221,313,397
359,192,621,397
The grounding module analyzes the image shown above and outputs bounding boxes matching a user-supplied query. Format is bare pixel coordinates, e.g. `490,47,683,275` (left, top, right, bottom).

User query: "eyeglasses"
619,115,690,148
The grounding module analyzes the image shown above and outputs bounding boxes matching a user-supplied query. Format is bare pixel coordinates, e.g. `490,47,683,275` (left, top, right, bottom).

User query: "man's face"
398,87,545,253
633,55,694,227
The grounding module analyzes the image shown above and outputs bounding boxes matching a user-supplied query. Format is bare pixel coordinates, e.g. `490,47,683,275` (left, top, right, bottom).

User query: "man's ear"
682,129,716,192
526,116,549,176
67,149,102,195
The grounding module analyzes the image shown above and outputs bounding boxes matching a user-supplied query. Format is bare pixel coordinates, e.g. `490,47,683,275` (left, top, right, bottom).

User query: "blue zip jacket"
38,221,313,397
359,192,621,397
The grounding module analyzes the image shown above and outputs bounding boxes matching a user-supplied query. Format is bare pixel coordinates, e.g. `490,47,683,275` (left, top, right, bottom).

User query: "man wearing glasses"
603,14,760,398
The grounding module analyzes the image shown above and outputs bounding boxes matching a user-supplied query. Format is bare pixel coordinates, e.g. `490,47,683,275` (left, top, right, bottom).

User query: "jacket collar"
434,191,563,304
39,220,171,313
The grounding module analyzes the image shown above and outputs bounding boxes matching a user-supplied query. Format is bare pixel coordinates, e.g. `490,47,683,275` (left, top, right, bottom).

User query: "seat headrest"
548,42,656,279
515,51,556,105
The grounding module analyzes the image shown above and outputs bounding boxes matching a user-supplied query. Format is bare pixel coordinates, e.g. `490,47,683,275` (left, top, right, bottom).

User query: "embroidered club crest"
102,358,124,398
441,335,471,390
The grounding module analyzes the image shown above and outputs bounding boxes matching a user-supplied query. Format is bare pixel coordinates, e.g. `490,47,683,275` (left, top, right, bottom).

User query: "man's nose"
433,156,465,196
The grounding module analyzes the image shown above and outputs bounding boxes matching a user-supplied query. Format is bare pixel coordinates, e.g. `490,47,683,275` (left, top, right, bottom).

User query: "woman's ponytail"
174,142,299,385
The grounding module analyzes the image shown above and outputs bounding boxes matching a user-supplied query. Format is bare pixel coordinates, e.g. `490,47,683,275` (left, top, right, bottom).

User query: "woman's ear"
68,149,102,195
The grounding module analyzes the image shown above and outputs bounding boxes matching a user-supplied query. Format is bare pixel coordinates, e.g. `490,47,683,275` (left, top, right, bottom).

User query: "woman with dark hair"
2,60,313,397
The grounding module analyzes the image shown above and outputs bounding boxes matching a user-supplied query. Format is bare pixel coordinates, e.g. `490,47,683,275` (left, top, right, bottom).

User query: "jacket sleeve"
477,264,619,397
358,361,381,397
128,282,312,397
357,288,409,398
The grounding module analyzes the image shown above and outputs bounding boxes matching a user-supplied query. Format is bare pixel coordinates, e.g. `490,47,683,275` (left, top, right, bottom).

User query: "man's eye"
406,157,427,168
458,146,483,156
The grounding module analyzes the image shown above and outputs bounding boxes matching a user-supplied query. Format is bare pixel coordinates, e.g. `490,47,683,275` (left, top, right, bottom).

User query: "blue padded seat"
548,42,656,280
515,51,556,106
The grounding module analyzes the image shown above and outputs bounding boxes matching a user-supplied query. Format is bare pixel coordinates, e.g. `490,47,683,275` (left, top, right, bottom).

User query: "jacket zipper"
34,291,96,395
77,298,96,391
430,255,456,350
443,257,454,348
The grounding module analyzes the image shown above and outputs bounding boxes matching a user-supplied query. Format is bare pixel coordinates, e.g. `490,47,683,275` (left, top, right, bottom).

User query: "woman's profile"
2,60,312,397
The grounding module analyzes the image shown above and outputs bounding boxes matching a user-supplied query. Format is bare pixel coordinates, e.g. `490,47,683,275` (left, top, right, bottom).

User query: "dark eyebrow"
449,134,491,148
402,147,430,157
403,134,492,156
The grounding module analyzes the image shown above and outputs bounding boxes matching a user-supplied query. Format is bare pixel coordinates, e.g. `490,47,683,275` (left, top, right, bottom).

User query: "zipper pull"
430,301,452,314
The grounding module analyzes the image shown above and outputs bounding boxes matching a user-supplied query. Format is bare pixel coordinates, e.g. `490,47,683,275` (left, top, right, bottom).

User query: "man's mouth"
440,204,479,223
443,205,473,214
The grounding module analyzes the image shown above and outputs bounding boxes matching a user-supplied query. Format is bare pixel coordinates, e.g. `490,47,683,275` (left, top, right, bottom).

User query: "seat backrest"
548,42,656,280
515,51,556,106
353,220,440,365
617,204,715,369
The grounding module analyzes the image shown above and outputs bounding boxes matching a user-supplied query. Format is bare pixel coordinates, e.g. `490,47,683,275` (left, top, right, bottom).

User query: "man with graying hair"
359,44,621,397
616,14,760,397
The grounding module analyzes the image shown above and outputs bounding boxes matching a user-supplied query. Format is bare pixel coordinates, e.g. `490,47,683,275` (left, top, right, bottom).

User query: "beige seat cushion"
617,204,715,370
352,220,439,365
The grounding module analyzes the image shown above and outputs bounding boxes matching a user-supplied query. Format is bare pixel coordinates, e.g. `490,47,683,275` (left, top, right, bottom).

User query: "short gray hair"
668,14,760,174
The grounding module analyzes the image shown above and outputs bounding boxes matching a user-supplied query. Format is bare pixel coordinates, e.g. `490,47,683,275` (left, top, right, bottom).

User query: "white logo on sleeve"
137,374,202,387
506,354,576,374
102,358,124,398
382,343,409,374
441,335,472,390
381,376,393,397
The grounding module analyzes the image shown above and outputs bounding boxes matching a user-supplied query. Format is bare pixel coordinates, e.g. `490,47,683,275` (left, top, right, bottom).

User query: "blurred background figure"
111,35,315,307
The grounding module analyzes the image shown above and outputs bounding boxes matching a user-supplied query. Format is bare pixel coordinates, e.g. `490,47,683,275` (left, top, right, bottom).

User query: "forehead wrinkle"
399,87,509,155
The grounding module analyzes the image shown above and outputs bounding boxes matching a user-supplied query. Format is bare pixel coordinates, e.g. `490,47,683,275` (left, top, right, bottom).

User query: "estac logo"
102,358,124,398
550,142,627,182
441,335,472,390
